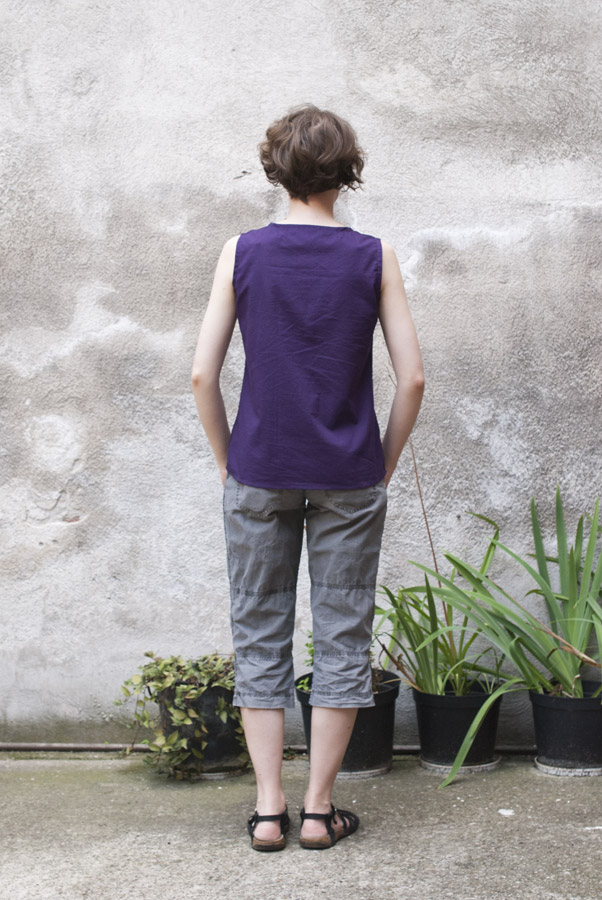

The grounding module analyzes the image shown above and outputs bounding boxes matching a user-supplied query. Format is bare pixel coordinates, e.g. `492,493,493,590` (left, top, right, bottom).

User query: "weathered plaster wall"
1,0,601,745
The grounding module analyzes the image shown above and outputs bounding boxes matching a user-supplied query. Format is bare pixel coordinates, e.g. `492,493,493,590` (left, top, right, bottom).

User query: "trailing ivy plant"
115,651,248,780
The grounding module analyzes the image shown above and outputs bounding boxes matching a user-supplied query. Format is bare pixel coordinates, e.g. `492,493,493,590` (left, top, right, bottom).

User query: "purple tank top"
226,223,386,489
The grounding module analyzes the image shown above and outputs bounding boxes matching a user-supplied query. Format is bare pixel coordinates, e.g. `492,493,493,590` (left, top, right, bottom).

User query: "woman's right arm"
378,239,425,486
191,235,239,486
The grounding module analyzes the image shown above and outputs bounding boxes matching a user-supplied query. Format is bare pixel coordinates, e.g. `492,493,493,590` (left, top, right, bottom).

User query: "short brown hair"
259,104,365,203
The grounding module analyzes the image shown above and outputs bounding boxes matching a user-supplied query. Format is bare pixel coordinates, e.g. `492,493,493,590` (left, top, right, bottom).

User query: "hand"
382,455,393,487
220,466,227,487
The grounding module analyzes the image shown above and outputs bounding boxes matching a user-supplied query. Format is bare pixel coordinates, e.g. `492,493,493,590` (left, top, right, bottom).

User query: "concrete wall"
1,0,601,746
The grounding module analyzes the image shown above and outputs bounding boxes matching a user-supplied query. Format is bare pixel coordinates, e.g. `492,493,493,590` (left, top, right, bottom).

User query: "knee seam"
231,585,297,597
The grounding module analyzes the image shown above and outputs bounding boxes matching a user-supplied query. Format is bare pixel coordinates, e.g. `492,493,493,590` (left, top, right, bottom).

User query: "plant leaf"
439,679,524,787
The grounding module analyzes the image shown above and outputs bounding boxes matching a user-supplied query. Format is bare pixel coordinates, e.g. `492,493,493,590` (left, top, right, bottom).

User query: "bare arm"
379,239,425,486
191,235,239,486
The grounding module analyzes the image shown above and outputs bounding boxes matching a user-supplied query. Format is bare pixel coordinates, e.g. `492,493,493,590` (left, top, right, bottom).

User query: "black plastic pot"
530,681,602,770
159,683,247,776
295,671,400,776
412,684,502,767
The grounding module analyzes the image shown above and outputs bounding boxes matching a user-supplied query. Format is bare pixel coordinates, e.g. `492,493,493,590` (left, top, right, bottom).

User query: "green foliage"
388,442,602,786
376,582,507,697
114,651,248,779
377,517,527,788
413,490,602,700
295,632,315,692
408,490,602,787
295,674,312,693
304,631,314,668
376,518,509,696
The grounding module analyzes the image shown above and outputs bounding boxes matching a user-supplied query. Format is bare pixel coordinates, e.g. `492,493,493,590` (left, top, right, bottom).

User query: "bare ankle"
256,789,286,814
303,794,333,813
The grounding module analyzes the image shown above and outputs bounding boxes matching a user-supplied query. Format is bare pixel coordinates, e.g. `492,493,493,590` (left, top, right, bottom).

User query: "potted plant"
416,490,602,780
294,633,400,776
377,520,520,783
115,651,249,780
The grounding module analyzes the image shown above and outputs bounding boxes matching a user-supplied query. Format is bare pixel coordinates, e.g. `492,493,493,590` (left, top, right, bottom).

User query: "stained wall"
1,0,601,745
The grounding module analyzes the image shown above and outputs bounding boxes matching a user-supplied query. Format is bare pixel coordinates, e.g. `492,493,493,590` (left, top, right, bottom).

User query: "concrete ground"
1,751,600,900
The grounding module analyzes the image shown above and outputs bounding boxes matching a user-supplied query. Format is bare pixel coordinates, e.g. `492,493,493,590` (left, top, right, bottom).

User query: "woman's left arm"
378,239,425,486
191,235,239,486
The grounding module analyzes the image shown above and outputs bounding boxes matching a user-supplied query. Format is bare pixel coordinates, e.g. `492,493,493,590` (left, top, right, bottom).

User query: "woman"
191,104,424,851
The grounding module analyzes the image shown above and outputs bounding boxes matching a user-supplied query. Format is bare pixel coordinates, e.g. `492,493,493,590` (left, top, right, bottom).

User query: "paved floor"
1,751,601,900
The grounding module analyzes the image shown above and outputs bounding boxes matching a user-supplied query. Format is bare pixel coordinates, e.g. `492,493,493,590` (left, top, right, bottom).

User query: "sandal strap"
249,812,284,823
301,805,358,828
300,805,335,837
333,806,357,833
248,808,289,830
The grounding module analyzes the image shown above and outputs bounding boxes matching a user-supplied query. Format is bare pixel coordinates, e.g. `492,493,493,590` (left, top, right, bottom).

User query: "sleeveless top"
226,222,386,489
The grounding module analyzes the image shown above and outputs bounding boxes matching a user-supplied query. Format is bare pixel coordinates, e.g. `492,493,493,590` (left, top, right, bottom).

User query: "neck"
281,189,343,226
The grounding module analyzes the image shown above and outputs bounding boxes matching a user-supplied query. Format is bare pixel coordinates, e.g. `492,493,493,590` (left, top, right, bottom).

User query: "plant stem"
409,438,440,583
410,438,457,660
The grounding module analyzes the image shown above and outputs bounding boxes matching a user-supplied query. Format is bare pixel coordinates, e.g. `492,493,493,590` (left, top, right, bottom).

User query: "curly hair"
259,104,365,203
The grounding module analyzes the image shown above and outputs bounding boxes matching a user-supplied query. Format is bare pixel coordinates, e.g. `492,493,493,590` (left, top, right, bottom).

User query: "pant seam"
310,579,376,589
236,652,292,659
230,585,297,597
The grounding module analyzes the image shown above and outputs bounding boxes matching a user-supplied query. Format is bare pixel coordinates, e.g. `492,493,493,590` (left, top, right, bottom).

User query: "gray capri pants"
223,473,388,709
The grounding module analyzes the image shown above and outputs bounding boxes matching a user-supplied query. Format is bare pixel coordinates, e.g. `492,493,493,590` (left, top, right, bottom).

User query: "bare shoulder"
215,234,241,281
379,239,402,286
221,234,241,259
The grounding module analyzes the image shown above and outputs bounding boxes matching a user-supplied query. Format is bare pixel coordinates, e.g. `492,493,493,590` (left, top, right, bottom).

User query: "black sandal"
299,804,359,850
247,807,290,852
